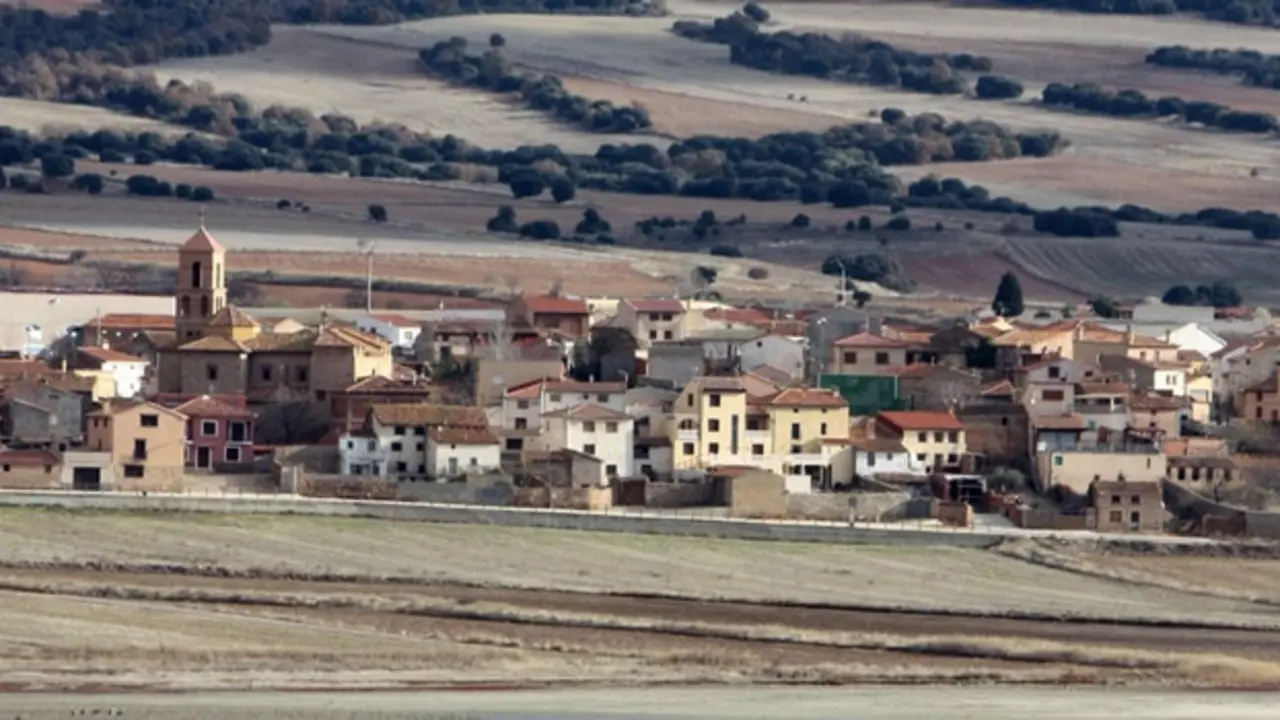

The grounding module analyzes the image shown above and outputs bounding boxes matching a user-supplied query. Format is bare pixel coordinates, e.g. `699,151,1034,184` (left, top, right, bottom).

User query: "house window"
347,441,354,449
1110,494,1121,504
295,367,308,383
635,445,650,459
229,422,247,443
414,427,425,436
367,440,376,451
597,393,609,402
1109,510,1122,523
390,442,402,452
916,453,926,463
663,331,673,340
649,330,658,340
262,366,272,381
515,418,528,430
225,446,242,463
206,364,218,381
933,432,943,442
550,394,562,402
133,439,147,460
947,431,958,443
867,453,876,467
875,352,889,365
1001,416,1009,426
1053,455,1063,466
1177,467,1186,480
416,443,424,451
1131,494,1141,504
1042,389,1065,401
687,395,694,407
44,465,52,474
844,351,857,364
201,420,218,437
583,421,597,433
947,453,957,464
791,423,800,440
1047,366,1061,379
751,443,764,456
1130,511,1141,524
682,442,695,455
709,442,720,455
605,422,618,433
140,414,159,428
791,444,802,454
709,394,722,407
584,443,596,455
708,418,721,432
396,461,407,472
606,464,618,476
124,464,144,478
820,423,828,435
394,427,406,436
517,400,529,410
917,432,926,442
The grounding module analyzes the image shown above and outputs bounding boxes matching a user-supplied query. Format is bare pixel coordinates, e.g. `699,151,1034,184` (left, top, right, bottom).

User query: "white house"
537,403,634,485
736,333,806,381
1164,322,1226,359
633,436,673,478
74,346,149,398
427,426,501,477
356,313,422,350
850,438,918,479
501,378,627,439
339,429,389,477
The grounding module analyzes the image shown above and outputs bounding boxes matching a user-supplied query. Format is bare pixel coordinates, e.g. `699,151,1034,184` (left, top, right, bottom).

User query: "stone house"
499,378,627,452
894,364,981,411
508,295,591,340
0,449,62,489
426,425,501,478
1240,365,1280,424
1034,449,1166,495
1,380,89,449
328,375,441,433
828,332,917,376
957,402,1029,473
850,438,917,479
617,298,686,348
337,403,491,480
1090,478,1164,534
85,400,187,490
1129,392,1185,439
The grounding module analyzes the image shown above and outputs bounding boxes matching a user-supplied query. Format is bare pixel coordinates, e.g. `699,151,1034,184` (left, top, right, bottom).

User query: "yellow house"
829,332,915,375
763,387,849,456
1073,325,1179,366
670,376,749,468
86,400,187,491
1186,370,1213,424
874,410,966,473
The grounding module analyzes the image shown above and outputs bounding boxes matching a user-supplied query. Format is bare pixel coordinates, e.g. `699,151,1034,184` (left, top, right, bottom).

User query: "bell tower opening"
192,261,203,289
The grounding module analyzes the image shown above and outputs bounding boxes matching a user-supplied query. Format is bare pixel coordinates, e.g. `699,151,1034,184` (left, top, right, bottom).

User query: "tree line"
418,36,652,133
1147,45,1280,91
671,8,1000,96
993,0,1278,27
1041,82,1278,134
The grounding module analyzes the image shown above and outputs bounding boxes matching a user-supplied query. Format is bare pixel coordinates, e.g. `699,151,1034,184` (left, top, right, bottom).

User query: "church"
155,225,394,404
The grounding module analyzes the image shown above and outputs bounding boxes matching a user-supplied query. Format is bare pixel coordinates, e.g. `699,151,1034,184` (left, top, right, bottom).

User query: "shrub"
550,176,576,203
509,173,546,199
1032,207,1119,238
488,205,519,233
884,216,911,231
71,173,103,195
368,204,388,222
791,213,811,228
489,33,506,48
575,208,611,234
975,74,1024,100
747,266,769,279
710,244,744,257
742,1,771,23
858,215,873,231
519,219,562,240
40,153,74,178
191,186,214,202
175,183,192,199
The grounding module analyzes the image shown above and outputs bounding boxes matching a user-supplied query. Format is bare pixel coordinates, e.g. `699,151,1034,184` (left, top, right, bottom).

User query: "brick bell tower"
175,215,227,343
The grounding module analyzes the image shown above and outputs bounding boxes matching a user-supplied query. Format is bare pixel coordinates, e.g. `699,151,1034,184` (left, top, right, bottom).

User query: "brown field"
2,510,1280,691
0,0,99,14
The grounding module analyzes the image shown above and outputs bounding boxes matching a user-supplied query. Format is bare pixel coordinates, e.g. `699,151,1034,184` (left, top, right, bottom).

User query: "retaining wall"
0,491,1003,548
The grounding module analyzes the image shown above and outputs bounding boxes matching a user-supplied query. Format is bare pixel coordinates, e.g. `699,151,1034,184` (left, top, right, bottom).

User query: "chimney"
1125,324,1136,345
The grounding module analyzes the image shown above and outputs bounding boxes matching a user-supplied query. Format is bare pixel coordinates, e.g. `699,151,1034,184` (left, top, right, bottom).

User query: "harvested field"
0,510,1275,625
149,26,667,154
0,96,185,135
3,510,1280,691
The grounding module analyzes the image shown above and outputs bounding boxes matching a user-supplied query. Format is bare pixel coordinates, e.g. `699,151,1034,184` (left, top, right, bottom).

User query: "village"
1,223,1277,538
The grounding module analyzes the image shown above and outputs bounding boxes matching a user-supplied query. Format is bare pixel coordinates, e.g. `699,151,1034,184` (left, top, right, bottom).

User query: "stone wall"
931,498,973,528
785,492,850,521
299,474,396,500
273,445,339,474
848,491,914,522
396,478,514,506
645,481,716,508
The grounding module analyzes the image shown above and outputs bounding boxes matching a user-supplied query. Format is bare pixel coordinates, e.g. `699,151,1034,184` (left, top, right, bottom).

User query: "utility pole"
357,239,377,313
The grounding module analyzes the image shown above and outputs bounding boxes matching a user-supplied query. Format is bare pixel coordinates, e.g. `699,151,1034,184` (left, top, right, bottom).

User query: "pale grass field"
0,96,184,135
0,510,1274,625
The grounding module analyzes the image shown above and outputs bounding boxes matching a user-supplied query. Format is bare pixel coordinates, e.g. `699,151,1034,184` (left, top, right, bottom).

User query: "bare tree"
255,401,331,445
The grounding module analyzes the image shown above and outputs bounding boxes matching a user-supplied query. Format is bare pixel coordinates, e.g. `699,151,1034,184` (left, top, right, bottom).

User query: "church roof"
207,305,260,329
181,226,224,252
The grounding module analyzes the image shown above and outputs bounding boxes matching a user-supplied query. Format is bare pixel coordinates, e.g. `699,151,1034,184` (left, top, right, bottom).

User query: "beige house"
1090,479,1164,534
1129,393,1184,438
874,410,966,473
617,298,686,348
828,332,914,375
0,449,62,489
1073,325,1179,366
1241,366,1280,424
86,400,187,490
1035,449,1167,495
670,376,749,470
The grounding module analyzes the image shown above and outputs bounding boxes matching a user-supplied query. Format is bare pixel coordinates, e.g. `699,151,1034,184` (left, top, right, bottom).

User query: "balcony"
745,429,770,444
676,429,699,442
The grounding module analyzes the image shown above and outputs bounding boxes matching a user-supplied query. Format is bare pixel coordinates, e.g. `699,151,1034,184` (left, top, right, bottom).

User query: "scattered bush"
368,204,388,223
791,213,811,228
509,173,546,199
575,208,611,234
884,216,911,231
191,186,214,202
1032,207,1119,238
710,244,744,257
820,252,913,291
519,219,562,240
1041,81,1277,134
71,172,103,195
487,205,519,233
175,183,192,199
1148,45,1280,91
550,176,576,203
742,1,771,23
40,153,74,178
975,74,1024,100
1162,280,1242,307
857,215,873,231
747,266,769,279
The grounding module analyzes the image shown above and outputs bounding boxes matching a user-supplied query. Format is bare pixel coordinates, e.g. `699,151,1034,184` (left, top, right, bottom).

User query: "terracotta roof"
763,387,847,408
832,331,912,348
174,394,254,418
706,464,765,478
1015,355,1068,374
625,298,685,314
314,326,390,351
1093,479,1160,494
178,336,248,352
181,226,223,252
342,375,437,396
704,307,772,325
697,376,747,392
991,328,1072,348
1033,414,1087,431
369,403,487,428
1176,349,1206,363
0,449,60,467
505,378,555,400
522,295,589,315
542,403,632,421
97,313,175,330
207,306,260,329
0,360,59,377
431,425,499,445
980,379,1016,397
88,400,185,420
745,364,792,387
850,438,907,453
1129,393,1185,411
877,410,964,431
77,346,146,365
544,379,626,394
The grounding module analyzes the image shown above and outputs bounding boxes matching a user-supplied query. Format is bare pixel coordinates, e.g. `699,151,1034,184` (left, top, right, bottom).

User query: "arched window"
201,295,210,317
678,418,696,430
180,296,191,317
191,261,202,289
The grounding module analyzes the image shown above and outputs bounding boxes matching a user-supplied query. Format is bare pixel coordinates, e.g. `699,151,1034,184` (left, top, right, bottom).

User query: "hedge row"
1041,82,1278,133
672,7,995,96
419,37,652,133
994,0,1277,27
1147,45,1280,91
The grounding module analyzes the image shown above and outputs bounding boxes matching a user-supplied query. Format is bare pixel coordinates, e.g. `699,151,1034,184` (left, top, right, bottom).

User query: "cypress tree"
992,272,1025,317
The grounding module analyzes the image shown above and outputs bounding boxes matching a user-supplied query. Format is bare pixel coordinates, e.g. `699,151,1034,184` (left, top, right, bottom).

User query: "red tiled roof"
523,295,589,315
543,403,632,421
1129,393,1186,411
704,307,773,325
431,425,499,445
1033,414,1087,431
97,313,176,330
342,375,437,396
0,449,60,467
832,332,912,348
174,394,255,418
78,346,146,364
544,379,626,393
370,403,487,428
849,438,908,453
877,410,964,431
626,298,685,314
182,226,223,252
763,387,847,408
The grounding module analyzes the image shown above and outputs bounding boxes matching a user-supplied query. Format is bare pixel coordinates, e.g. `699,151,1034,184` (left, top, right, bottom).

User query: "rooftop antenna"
198,204,207,229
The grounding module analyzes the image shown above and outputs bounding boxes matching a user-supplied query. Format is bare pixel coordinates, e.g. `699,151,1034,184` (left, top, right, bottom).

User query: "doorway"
71,467,101,491
196,447,212,469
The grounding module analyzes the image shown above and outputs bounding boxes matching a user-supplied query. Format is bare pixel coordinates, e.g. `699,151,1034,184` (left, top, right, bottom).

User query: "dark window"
191,261,202,289
1131,494,1141,504
414,427,425,436
1042,389,1065,401
1047,366,1060,379
606,464,618,476
708,418,720,432
663,330,673,340
682,442,695,455
123,464,144,478
206,364,218,381
200,295,210,317
709,394,721,407
947,432,958,443
708,442,720,455
820,423,828,435
296,367,308,383
396,461,406,472
584,443,596,455
262,366,272,381
515,418,528,430
844,351,857,364
140,414,158,428
394,427,406,436
875,352,890,365
751,444,764,455
390,442,402,452
132,439,146,459
791,423,800,440
635,445,650,459
1111,494,1121,505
